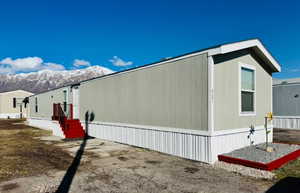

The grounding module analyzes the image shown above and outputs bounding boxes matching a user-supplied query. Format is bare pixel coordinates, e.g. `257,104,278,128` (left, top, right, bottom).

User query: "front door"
72,86,80,119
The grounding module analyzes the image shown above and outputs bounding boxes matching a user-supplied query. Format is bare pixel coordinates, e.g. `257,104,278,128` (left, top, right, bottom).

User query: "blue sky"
0,0,299,78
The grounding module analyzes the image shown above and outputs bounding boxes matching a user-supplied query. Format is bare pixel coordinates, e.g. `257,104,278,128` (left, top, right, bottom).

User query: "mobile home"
28,39,281,163
273,78,300,129
0,90,32,119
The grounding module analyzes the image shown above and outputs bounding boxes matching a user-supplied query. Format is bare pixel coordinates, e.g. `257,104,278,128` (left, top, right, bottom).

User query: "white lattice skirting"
273,116,300,130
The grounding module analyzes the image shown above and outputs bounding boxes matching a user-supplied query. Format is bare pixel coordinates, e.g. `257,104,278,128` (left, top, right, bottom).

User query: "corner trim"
208,55,214,135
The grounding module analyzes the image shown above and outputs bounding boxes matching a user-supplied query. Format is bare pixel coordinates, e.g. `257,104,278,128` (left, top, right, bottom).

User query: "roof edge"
0,89,33,95
207,39,281,72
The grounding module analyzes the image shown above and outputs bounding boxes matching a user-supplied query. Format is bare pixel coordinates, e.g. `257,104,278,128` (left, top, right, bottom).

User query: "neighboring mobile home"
28,39,281,163
0,90,33,118
273,78,300,129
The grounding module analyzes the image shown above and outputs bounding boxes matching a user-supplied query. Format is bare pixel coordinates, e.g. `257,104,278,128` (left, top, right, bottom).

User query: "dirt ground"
0,120,291,193
0,119,73,182
273,128,300,145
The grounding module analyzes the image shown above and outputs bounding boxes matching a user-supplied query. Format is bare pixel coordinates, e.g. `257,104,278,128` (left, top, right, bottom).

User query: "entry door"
72,87,80,119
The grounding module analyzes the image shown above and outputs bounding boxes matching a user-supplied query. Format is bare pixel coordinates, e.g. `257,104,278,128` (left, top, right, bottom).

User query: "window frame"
239,63,256,116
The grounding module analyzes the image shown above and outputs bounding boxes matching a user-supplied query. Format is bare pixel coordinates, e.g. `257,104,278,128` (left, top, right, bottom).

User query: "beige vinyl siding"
214,49,272,130
79,53,208,131
29,87,72,119
0,90,32,114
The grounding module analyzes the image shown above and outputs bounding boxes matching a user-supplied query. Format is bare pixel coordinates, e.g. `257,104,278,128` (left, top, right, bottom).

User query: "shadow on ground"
55,111,94,193
265,177,300,193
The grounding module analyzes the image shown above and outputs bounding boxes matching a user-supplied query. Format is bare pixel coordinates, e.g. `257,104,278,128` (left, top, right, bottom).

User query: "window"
240,65,255,115
35,97,38,113
13,98,16,108
63,90,67,112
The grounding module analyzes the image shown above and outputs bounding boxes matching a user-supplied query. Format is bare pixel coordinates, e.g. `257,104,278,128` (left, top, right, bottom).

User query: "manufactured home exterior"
273,78,300,129
28,39,280,163
29,86,73,120
0,90,33,118
28,85,76,136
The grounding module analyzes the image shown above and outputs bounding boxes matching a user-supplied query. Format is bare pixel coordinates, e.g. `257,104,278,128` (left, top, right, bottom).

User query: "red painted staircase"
59,118,85,138
52,103,85,139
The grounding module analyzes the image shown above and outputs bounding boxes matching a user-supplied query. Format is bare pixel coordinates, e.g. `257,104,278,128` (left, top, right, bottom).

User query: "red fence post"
69,104,73,120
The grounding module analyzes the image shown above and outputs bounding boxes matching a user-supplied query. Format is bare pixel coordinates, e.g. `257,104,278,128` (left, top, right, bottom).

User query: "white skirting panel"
273,116,300,129
83,122,270,164
84,122,212,163
27,118,64,138
0,113,21,119
27,118,270,164
210,127,273,163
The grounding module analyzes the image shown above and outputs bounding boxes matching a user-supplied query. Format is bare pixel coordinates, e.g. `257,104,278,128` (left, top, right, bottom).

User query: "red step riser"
65,133,85,137
63,131,84,135
58,119,85,138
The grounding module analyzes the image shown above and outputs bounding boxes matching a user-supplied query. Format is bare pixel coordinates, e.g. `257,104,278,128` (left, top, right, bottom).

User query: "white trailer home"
273,78,300,129
27,39,281,163
0,90,33,119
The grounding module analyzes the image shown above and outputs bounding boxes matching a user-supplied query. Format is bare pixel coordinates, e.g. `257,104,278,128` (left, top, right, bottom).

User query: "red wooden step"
57,118,85,139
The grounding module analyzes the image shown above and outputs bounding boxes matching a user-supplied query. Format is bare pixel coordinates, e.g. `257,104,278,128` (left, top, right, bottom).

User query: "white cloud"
109,56,133,67
73,59,91,67
0,56,65,74
42,63,65,71
0,57,43,71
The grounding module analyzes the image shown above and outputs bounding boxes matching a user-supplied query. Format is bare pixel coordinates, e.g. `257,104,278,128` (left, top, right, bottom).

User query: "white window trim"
239,62,256,116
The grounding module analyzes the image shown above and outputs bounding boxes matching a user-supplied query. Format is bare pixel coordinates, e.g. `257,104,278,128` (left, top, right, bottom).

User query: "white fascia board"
207,39,281,72
0,90,33,95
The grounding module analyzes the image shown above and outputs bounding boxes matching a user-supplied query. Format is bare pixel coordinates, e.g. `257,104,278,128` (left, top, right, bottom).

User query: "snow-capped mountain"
0,65,114,94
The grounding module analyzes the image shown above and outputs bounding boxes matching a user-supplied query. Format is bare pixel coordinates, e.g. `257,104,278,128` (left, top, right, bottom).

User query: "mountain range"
0,66,114,94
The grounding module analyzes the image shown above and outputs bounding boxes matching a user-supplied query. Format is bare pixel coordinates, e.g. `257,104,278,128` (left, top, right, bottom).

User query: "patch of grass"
274,159,300,180
0,119,73,182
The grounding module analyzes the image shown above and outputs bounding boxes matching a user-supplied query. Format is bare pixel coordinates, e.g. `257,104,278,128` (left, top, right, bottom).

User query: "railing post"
52,103,56,120
70,104,73,120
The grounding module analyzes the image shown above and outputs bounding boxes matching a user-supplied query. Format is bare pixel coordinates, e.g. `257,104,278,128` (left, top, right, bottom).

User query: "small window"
240,65,255,115
63,90,67,101
63,90,67,112
13,98,16,108
35,97,38,113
